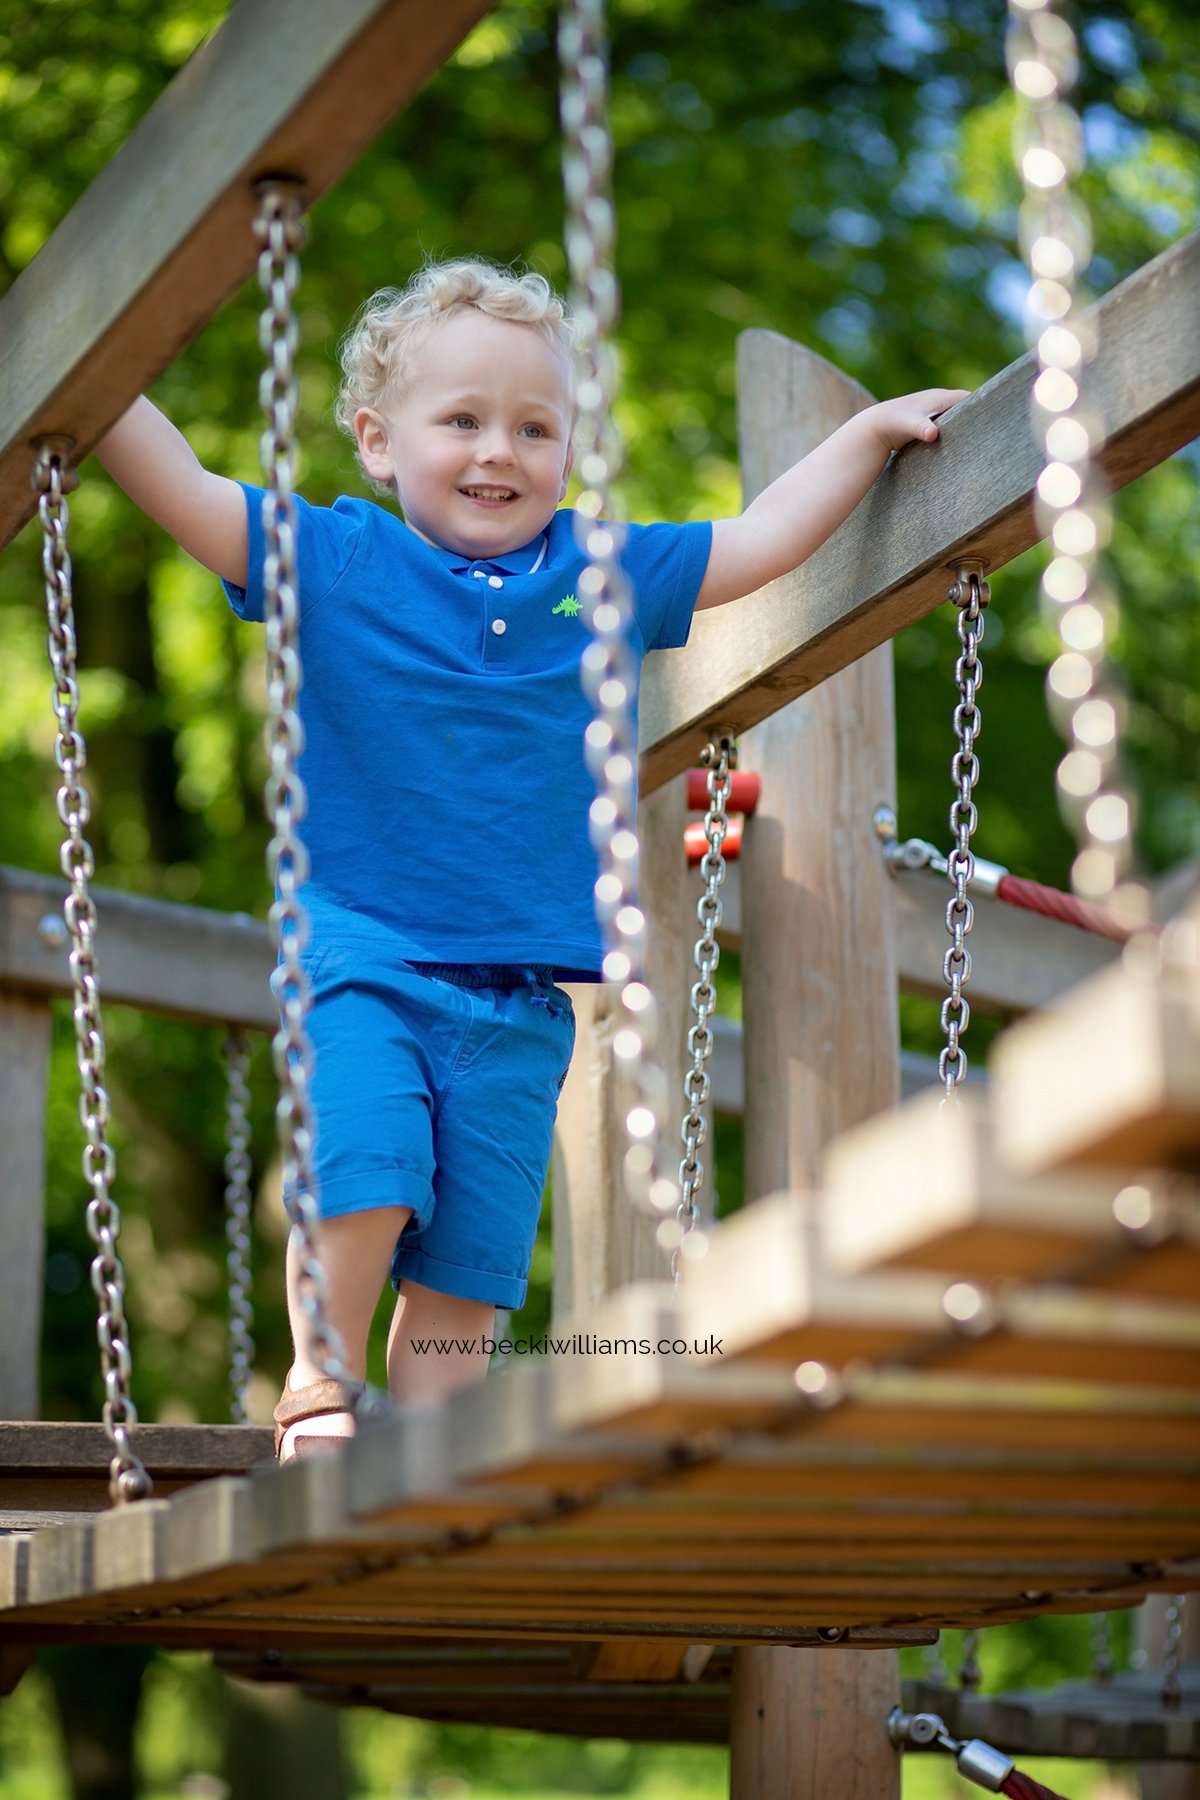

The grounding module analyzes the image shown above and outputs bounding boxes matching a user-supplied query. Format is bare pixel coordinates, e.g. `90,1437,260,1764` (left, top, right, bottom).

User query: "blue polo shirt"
224,487,711,977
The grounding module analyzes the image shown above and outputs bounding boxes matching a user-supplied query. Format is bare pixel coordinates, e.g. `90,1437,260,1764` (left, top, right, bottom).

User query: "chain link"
560,0,679,1236
1090,1610,1114,1684
222,1030,255,1423
33,443,152,1505
674,736,734,1282
939,565,990,1099
1162,1593,1185,1711
1007,0,1143,925
254,182,355,1394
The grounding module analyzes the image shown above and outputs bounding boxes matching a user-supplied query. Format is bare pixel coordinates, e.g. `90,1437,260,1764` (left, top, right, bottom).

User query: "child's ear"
355,408,394,481
559,446,575,499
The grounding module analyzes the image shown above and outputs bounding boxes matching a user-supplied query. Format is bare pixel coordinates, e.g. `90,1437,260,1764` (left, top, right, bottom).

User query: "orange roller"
684,817,743,865
685,769,761,814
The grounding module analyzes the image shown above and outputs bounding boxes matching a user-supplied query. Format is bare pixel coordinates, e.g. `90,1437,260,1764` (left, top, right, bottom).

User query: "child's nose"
477,428,516,464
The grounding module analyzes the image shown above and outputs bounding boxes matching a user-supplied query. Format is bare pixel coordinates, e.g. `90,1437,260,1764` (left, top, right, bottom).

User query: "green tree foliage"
0,0,1196,1558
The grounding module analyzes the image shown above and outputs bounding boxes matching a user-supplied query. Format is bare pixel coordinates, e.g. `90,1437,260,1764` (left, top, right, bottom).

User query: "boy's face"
355,310,574,559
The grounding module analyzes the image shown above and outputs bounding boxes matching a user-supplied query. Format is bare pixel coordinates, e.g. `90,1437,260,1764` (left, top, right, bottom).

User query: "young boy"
96,258,965,1459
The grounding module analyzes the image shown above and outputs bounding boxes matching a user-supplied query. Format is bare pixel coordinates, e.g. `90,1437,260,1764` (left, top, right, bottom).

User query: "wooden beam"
639,232,1200,792
0,865,274,1029
0,0,494,550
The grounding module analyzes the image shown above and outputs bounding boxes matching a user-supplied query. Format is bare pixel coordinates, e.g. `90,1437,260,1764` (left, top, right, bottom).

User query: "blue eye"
450,415,476,429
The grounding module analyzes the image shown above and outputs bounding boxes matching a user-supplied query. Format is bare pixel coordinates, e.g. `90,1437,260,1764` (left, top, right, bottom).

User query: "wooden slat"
639,232,1200,793
0,866,274,1028
673,1190,1200,1387
820,1088,1200,1292
0,1421,273,1476
992,927,1200,1174
0,1614,938,1653
0,0,494,550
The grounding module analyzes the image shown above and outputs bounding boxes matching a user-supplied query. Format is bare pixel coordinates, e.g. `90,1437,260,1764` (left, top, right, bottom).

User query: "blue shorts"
277,945,576,1310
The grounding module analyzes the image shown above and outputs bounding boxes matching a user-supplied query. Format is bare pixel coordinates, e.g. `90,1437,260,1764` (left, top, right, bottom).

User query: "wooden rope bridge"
1,1,1198,1790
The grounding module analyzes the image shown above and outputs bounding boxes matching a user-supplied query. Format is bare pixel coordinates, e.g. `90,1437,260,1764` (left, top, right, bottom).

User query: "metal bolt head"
37,911,68,951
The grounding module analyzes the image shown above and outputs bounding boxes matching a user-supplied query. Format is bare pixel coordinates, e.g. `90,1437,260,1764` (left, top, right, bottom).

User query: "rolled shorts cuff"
301,1169,435,1231
390,1244,528,1311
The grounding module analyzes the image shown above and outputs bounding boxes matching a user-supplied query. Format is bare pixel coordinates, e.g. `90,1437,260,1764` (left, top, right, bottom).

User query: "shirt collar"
420,528,551,578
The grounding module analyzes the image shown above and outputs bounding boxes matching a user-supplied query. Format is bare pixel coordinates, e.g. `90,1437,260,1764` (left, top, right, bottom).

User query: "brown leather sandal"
273,1375,361,1462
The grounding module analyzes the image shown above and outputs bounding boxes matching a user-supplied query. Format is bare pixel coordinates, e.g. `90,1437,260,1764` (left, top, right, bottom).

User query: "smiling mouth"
461,486,517,502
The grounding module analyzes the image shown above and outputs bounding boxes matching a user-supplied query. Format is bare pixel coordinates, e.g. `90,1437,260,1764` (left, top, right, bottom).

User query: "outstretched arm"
694,388,968,611
95,397,249,587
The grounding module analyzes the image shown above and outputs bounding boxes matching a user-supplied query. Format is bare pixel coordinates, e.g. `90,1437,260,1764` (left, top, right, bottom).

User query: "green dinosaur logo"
552,593,581,618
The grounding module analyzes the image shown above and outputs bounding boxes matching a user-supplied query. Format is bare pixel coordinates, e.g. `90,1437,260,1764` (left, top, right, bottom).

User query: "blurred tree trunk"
42,1645,153,1800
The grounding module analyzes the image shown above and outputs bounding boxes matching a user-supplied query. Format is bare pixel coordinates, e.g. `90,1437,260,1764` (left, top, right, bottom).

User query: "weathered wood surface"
0,865,274,1027
639,231,1200,793
732,334,901,1796
0,0,494,551
2,940,1197,1648
0,997,50,1419
731,1644,904,1800
822,1086,1200,1294
0,853,1130,1036
0,1422,274,1527
993,919,1200,1174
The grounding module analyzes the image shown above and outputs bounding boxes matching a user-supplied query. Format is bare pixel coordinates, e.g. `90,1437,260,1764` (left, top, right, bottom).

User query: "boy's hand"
695,384,972,612
866,388,971,452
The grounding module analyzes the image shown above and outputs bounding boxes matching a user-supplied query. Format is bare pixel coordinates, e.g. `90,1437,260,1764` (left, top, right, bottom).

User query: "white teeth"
464,487,515,500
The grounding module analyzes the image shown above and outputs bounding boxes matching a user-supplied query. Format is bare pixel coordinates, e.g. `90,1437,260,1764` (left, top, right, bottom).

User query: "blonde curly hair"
335,258,579,471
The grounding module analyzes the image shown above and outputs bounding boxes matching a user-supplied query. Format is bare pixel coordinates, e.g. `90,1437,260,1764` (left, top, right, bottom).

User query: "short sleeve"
621,519,712,652
222,483,366,622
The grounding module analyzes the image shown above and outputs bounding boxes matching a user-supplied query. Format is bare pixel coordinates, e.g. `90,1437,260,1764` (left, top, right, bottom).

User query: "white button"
488,574,504,589
491,618,507,636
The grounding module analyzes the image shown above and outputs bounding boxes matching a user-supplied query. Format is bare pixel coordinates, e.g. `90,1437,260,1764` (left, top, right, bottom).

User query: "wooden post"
728,332,902,1797
730,1645,904,1800
552,773,694,1319
0,995,51,1419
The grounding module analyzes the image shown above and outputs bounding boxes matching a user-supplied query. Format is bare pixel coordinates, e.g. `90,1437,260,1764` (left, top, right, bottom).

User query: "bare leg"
281,1205,411,1459
387,1281,494,1406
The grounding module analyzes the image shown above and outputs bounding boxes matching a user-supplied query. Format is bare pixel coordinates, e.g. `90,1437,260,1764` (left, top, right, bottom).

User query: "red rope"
1002,1773,1073,1800
995,873,1137,944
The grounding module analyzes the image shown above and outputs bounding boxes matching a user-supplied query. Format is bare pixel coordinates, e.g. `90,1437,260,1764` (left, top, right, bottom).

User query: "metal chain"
939,564,990,1099
223,1030,255,1423
1091,1611,1114,1684
1007,0,1143,927
958,1628,982,1693
1162,1593,1185,1711
674,736,734,1282
254,181,354,1393
33,442,152,1505
560,0,679,1236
